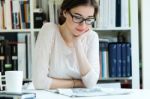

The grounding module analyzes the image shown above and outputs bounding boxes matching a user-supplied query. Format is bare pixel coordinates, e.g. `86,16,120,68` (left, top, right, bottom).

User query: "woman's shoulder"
87,29,99,39
37,22,59,41
41,22,58,31
39,22,59,36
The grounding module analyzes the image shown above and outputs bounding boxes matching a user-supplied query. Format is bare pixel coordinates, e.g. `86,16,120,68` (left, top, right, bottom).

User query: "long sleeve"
32,23,55,89
81,32,100,88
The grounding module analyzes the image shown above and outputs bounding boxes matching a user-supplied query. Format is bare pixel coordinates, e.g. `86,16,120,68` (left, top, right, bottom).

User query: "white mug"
5,71,23,93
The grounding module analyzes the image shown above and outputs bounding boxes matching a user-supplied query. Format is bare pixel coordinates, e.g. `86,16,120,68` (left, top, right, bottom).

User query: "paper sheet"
47,86,131,97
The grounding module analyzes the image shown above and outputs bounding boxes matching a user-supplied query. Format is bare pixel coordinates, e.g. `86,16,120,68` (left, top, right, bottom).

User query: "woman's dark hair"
58,0,99,25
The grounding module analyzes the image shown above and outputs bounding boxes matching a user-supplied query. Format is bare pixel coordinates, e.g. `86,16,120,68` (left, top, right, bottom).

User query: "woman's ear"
63,10,67,17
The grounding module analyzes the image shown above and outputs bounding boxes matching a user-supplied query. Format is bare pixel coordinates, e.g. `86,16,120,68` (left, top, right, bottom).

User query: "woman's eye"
87,18,94,22
74,16,83,20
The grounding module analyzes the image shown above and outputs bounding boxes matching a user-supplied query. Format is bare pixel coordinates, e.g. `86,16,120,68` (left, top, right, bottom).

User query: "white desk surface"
29,89,150,99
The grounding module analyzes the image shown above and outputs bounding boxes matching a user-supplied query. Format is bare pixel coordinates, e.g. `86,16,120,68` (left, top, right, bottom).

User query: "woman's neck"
59,24,74,47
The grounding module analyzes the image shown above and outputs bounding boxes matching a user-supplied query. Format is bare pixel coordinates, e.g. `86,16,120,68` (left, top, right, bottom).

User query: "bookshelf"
94,0,139,88
0,0,32,79
0,0,140,88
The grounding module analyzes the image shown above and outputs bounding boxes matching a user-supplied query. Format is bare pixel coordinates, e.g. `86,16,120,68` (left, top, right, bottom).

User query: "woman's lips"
76,28,85,32
74,28,89,36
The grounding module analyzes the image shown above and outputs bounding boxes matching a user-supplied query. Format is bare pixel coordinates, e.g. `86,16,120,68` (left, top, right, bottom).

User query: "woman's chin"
73,34,80,37
73,32,84,37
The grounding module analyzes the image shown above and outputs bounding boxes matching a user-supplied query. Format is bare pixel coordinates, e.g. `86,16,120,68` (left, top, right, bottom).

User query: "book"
116,43,122,77
99,41,109,79
108,43,117,77
17,33,27,79
116,0,121,27
33,9,45,28
11,43,18,70
0,92,36,99
121,43,127,77
12,0,20,29
4,40,12,71
126,43,132,77
0,36,5,74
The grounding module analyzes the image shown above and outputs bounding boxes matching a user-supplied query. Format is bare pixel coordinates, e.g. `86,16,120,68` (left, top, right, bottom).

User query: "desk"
30,89,150,99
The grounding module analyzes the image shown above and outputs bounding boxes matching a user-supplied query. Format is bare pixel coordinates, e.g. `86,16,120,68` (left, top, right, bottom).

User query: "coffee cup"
5,71,23,93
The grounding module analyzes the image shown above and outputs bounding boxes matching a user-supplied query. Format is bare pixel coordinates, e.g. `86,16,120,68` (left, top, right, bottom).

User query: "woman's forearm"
74,40,99,88
50,78,84,89
74,40,92,76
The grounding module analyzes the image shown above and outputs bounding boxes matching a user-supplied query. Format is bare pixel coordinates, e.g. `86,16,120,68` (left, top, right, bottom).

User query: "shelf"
93,27,131,31
27,27,131,33
99,77,132,81
0,27,131,33
33,29,41,32
0,29,31,33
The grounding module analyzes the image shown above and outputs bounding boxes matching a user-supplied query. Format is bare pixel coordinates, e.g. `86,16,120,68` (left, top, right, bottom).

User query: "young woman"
32,0,100,89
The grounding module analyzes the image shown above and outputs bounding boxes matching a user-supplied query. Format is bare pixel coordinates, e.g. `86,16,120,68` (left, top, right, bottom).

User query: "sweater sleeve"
82,32,100,88
32,23,54,89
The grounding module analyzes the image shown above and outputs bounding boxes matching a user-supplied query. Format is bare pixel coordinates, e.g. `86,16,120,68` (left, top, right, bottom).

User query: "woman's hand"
74,29,90,41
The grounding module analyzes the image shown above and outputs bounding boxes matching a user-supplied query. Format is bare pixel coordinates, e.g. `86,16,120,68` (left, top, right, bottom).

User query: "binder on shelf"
121,43,127,77
33,9,45,28
126,43,132,77
99,41,109,79
108,43,117,77
116,43,122,77
11,42,18,70
116,0,121,27
25,34,29,78
18,33,29,79
4,40,12,72
12,0,20,29
20,0,26,29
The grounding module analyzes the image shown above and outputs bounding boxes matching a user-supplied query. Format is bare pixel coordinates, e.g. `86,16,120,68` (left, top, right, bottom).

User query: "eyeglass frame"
68,11,96,25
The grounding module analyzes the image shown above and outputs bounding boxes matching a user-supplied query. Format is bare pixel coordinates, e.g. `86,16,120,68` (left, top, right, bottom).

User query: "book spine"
126,43,132,77
115,0,121,27
20,0,26,29
0,38,5,75
11,43,18,70
4,40,12,72
116,43,122,77
99,41,109,79
108,43,117,77
121,43,127,77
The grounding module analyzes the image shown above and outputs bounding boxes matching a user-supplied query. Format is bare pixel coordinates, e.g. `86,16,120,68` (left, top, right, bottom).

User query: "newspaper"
47,86,131,97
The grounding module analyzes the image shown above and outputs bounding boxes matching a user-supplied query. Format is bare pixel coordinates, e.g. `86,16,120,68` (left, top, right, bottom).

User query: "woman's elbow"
83,78,99,88
82,69,99,88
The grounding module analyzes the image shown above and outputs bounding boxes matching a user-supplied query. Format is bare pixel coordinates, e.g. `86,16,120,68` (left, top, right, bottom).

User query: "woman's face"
64,6,95,37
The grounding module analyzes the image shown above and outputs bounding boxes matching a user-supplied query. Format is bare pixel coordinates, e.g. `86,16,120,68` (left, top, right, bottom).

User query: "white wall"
141,0,150,89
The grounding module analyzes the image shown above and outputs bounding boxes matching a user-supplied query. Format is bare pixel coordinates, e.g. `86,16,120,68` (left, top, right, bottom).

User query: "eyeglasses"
68,11,95,25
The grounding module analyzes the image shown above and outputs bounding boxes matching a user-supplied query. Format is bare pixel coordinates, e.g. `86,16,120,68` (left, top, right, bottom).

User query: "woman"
32,0,100,89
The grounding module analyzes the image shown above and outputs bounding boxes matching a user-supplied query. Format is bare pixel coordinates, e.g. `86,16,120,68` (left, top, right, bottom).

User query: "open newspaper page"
47,85,131,97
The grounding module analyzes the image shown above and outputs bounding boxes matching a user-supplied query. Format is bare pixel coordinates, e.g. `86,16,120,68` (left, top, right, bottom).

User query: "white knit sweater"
32,23,100,89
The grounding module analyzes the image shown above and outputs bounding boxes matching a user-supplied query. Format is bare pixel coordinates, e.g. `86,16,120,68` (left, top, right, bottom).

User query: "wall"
141,0,150,89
